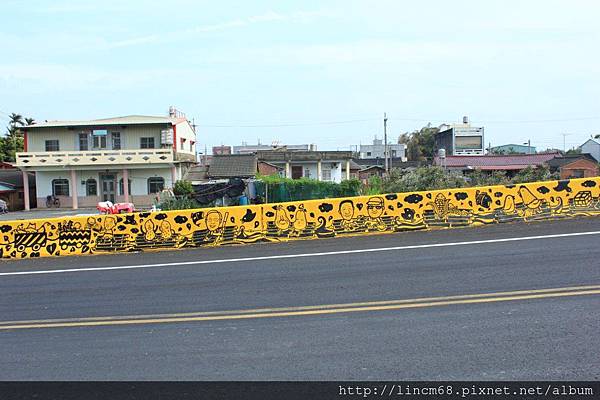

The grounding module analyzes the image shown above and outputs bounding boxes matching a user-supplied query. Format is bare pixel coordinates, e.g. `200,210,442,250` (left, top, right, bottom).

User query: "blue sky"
1,0,599,152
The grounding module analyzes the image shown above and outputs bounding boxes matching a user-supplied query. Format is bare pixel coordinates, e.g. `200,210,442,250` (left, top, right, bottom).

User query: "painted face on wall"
206,211,222,232
339,200,354,220
366,197,384,219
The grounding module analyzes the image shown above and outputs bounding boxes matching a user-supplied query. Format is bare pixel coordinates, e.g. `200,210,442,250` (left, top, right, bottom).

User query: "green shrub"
158,197,203,211
173,180,194,198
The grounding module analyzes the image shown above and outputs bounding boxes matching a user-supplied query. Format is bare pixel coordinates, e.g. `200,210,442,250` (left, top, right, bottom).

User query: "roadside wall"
1,177,599,260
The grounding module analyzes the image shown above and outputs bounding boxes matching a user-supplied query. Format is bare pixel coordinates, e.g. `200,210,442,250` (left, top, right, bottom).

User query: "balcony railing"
16,149,178,167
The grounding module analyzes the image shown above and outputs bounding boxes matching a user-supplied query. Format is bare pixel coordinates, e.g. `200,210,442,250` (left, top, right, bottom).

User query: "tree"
0,112,30,162
380,166,466,193
24,117,35,126
399,124,439,161
9,113,23,127
172,180,194,198
511,165,557,184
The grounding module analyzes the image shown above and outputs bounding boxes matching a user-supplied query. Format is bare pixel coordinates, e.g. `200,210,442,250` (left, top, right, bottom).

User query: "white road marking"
1,230,598,277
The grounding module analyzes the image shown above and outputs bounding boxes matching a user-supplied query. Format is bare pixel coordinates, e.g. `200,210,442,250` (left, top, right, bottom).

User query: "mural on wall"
1,177,599,260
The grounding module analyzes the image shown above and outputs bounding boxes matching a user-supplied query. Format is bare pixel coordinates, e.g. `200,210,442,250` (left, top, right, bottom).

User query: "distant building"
355,158,426,170
579,138,600,162
435,116,485,156
547,154,599,179
256,150,354,182
212,145,232,155
435,153,560,174
490,144,536,155
359,138,406,161
0,170,36,211
208,154,258,179
233,143,317,154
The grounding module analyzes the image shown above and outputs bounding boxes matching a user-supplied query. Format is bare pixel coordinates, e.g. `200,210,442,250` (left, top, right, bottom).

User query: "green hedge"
255,176,361,203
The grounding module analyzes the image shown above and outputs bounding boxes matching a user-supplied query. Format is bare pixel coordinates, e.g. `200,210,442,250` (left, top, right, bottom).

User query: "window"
455,136,483,151
119,178,132,196
304,168,311,179
570,169,585,178
45,140,60,152
322,169,332,181
180,138,185,150
85,178,97,196
79,133,88,151
93,135,107,149
111,132,121,150
52,179,69,196
140,137,155,149
190,142,194,152
366,152,371,157
147,177,164,194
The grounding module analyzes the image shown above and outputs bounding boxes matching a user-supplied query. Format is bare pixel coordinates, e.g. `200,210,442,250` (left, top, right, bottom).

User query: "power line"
196,115,600,129
197,117,378,128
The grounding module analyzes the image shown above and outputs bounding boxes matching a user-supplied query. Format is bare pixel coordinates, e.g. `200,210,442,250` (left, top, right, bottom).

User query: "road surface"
1,217,599,380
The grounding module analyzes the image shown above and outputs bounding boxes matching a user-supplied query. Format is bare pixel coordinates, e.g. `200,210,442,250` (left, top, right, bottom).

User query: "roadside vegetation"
364,165,559,196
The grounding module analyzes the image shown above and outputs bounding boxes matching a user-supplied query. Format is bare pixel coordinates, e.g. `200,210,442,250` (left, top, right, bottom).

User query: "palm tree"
9,113,23,127
24,117,35,126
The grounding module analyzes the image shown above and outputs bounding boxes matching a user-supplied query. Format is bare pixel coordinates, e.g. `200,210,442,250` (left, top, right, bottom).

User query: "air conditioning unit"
161,129,174,145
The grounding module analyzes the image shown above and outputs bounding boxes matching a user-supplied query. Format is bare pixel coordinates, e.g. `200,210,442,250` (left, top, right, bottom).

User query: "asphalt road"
1,217,599,380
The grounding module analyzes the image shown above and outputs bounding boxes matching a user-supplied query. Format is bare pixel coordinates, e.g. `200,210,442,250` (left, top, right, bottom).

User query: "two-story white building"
16,115,197,209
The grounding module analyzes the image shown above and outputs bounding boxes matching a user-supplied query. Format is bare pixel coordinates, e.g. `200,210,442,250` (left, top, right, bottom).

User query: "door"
100,174,116,202
291,166,303,179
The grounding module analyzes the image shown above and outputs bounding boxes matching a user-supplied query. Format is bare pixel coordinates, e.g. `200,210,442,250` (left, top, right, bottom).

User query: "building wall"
174,120,197,156
257,162,281,176
27,125,173,152
3,176,600,260
491,144,536,154
264,160,345,182
34,167,176,208
359,143,406,160
559,159,599,179
581,141,600,162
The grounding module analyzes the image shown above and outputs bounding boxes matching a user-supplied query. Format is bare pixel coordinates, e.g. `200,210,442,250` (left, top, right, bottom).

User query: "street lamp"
523,140,531,154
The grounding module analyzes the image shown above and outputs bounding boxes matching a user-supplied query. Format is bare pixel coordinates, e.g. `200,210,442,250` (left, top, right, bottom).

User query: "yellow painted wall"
1,177,599,260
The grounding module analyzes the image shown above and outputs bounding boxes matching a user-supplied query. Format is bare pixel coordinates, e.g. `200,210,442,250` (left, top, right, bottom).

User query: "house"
490,144,536,154
0,170,36,211
0,161,16,170
357,165,386,181
580,138,600,161
547,154,599,179
435,116,485,156
207,154,258,179
256,150,354,182
435,153,560,175
355,158,426,170
183,164,209,185
341,160,362,179
212,145,232,155
15,113,197,209
233,143,317,154
359,138,407,161
257,161,284,177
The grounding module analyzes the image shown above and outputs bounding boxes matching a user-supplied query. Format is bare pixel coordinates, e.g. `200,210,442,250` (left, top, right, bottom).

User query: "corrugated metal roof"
437,153,560,168
24,115,184,129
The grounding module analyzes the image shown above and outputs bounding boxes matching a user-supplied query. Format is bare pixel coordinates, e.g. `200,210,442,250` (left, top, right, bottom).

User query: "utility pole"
384,113,388,173
561,133,571,153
